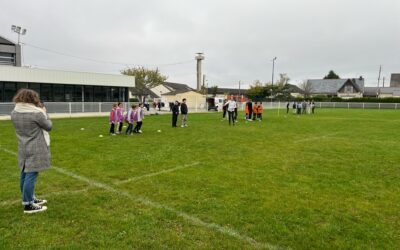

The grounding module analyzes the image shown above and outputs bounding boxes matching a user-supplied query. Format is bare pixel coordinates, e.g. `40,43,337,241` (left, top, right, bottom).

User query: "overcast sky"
1,0,399,88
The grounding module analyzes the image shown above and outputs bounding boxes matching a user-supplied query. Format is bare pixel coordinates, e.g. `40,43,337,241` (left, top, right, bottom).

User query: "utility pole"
203,74,206,89
195,53,205,91
271,57,277,86
383,77,385,88
377,65,382,87
238,80,241,96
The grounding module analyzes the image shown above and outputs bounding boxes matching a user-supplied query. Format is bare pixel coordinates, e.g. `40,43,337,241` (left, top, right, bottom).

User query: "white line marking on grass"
0,147,283,249
0,188,89,207
114,162,201,185
293,132,340,143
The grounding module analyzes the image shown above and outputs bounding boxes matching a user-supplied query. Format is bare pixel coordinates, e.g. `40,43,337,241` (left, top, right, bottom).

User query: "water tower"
195,53,204,91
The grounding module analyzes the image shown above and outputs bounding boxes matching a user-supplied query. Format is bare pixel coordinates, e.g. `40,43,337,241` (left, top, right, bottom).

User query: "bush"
129,98,139,102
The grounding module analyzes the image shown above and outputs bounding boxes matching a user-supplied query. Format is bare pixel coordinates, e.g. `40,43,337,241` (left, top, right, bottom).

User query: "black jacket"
172,104,180,115
180,103,188,114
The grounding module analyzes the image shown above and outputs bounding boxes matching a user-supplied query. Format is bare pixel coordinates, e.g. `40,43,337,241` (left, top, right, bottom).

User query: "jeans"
109,123,115,134
20,168,38,205
134,121,143,132
126,123,133,134
181,114,187,126
228,111,235,125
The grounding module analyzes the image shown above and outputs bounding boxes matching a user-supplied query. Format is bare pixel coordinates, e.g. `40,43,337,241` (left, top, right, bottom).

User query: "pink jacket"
117,107,124,122
109,108,118,124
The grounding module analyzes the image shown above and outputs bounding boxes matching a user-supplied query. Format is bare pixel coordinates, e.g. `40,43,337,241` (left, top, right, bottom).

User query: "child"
116,102,124,134
125,104,136,135
253,102,258,120
257,103,263,121
133,103,144,133
172,101,180,127
109,103,118,135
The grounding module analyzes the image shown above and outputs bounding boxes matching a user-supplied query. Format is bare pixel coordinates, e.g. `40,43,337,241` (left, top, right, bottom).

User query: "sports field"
0,109,399,249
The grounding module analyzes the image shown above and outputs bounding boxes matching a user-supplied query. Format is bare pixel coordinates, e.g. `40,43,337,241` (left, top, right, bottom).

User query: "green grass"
0,109,399,249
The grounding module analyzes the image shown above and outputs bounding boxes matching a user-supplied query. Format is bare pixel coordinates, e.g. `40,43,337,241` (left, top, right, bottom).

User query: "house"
306,78,365,99
285,84,304,98
161,89,206,110
364,87,400,98
0,35,21,67
150,82,194,100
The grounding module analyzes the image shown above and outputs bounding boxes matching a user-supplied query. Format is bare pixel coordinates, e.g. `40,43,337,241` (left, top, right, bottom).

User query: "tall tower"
195,53,204,91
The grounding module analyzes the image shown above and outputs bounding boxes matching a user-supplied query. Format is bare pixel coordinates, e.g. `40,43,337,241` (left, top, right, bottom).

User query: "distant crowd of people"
287,100,316,115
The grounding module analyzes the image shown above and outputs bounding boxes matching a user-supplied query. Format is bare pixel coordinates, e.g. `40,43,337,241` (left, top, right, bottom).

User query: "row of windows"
0,82,128,102
0,52,15,65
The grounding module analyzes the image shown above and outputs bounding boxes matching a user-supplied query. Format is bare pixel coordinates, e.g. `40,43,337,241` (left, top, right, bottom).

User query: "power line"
23,42,193,67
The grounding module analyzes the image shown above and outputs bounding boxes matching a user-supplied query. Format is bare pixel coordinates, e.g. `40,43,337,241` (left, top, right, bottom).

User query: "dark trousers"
287,108,289,114
134,121,142,132
252,112,257,120
234,108,238,120
312,107,315,114
248,111,253,120
118,122,123,133
172,114,178,127
228,111,235,125
109,123,115,134
222,109,227,118
257,114,262,120
126,123,133,134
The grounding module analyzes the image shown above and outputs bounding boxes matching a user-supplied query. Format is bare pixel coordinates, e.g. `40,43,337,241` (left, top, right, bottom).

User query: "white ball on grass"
157,130,162,133
99,135,103,138
80,128,85,130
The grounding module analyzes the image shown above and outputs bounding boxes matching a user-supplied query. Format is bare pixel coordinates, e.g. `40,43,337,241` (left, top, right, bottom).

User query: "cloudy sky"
1,0,399,88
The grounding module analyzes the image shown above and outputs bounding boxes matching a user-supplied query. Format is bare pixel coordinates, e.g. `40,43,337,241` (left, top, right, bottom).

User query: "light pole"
11,25,27,44
271,57,277,86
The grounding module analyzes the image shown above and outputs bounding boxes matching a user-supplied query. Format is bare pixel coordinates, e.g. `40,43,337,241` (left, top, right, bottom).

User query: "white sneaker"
138,130,143,133
181,125,185,128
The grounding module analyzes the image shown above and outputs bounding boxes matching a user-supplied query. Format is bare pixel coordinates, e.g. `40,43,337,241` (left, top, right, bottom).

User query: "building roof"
207,87,247,95
307,78,365,94
161,89,201,96
0,36,16,45
285,84,304,93
163,82,193,92
0,65,135,87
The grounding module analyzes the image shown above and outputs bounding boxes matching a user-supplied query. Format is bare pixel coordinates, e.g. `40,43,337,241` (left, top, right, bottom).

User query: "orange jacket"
245,105,249,114
258,104,263,113
253,105,258,114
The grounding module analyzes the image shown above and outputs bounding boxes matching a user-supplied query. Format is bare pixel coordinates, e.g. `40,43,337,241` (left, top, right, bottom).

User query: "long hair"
12,89,41,106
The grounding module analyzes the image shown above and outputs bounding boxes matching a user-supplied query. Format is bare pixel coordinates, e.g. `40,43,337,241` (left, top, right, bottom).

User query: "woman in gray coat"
11,89,52,214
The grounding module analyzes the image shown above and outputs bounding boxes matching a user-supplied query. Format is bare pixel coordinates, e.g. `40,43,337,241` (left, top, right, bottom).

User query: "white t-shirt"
227,100,237,112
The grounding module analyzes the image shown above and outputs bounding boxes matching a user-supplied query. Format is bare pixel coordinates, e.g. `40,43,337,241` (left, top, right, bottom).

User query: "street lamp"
11,25,27,44
271,57,277,86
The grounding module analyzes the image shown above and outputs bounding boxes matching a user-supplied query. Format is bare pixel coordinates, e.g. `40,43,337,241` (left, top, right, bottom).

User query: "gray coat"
11,111,52,172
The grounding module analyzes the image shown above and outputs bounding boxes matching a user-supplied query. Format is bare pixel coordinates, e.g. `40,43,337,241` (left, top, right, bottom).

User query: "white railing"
1,101,399,115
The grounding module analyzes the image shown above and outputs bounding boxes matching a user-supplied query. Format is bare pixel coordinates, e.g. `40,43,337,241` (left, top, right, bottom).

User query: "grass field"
0,109,399,249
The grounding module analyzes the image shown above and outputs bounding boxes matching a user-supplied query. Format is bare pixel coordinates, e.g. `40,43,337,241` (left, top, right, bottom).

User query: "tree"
247,80,267,101
210,85,218,97
121,66,167,102
300,80,313,98
323,70,340,79
275,73,290,89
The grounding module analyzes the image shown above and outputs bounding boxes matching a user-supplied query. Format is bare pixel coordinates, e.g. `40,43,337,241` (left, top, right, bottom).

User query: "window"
41,84,53,101
84,86,94,102
0,82,4,102
0,52,15,65
4,82,16,102
345,85,353,93
119,88,126,102
17,83,29,90
94,86,104,102
53,85,65,102
111,87,119,102
74,86,83,102
28,83,41,96
65,85,74,102
105,87,111,102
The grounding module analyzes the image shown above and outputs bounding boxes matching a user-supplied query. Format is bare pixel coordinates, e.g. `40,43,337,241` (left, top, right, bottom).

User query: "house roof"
0,36,16,45
307,78,365,94
285,84,304,93
163,82,193,92
161,89,201,96
207,87,247,95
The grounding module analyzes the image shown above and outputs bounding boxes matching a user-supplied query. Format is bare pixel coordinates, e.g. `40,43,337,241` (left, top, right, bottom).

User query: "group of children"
222,97,264,126
109,102,145,135
287,100,316,115
245,100,263,121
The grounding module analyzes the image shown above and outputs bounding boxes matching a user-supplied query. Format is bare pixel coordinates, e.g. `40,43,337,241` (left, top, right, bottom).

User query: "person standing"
125,104,136,135
222,99,227,120
286,102,290,114
180,98,188,127
257,102,263,121
172,101,180,127
133,103,144,133
246,100,253,120
311,101,316,114
11,89,52,214
109,103,118,135
116,102,124,134
225,98,237,126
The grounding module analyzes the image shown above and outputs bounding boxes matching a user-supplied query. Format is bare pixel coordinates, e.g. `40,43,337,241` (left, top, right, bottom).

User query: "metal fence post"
379,103,381,109
333,102,336,108
347,103,349,109
69,102,72,116
320,102,322,108
99,102,101,113
396,103,398,109
363,103,365,109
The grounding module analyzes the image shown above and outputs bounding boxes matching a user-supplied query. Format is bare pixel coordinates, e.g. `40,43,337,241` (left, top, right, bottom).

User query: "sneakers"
33,198,47,205
181,125,185,128
24,203,47,214
138,130,143,134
